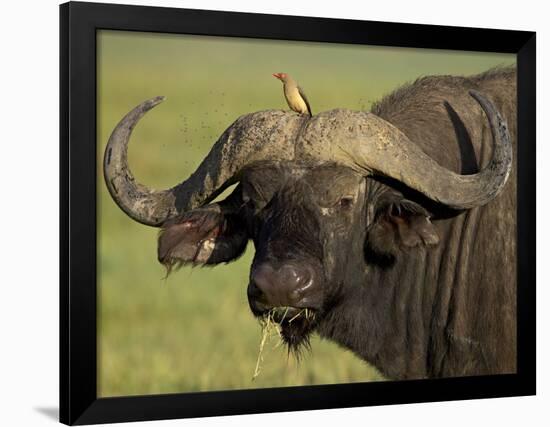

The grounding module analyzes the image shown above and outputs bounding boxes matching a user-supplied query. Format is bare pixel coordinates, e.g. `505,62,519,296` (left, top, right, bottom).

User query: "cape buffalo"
104,67,516,379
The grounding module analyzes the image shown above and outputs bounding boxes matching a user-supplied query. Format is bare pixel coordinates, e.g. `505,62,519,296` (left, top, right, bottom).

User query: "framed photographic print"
60,1,536,425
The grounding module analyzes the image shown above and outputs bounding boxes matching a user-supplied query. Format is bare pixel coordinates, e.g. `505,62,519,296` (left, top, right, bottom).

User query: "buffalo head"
104,92,512,353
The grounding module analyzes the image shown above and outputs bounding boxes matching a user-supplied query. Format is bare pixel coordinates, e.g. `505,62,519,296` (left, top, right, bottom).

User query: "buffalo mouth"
257,306,319,354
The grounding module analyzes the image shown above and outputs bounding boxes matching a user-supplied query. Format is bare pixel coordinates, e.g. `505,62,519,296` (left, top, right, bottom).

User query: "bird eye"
339,197,354,209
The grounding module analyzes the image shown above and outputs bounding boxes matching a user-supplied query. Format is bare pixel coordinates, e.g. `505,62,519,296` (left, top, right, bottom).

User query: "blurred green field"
97,30,514,397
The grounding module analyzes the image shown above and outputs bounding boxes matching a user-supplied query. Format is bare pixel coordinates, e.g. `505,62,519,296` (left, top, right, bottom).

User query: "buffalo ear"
158,204,248,273
367,199,439,258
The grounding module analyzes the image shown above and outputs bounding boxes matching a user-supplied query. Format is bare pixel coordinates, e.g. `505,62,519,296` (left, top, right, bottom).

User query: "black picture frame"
60,1,536,425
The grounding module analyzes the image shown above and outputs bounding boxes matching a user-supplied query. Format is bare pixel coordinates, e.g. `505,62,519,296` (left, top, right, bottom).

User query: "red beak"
273,73,282,80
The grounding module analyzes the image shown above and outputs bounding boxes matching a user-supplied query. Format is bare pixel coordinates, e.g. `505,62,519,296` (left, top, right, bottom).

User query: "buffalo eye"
241,192,256,211
390,203,402,217
338,196,354,209
245,198,255,211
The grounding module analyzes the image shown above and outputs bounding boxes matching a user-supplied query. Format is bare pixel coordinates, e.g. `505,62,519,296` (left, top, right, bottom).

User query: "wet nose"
249,262,318,308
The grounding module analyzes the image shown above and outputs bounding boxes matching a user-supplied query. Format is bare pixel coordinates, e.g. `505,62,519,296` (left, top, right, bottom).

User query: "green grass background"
97,30,514,397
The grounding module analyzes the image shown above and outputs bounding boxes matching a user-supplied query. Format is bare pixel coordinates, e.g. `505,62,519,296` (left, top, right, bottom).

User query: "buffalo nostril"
250,263,276,300
251,264,274,285
280,264,313,290
250,262,319,308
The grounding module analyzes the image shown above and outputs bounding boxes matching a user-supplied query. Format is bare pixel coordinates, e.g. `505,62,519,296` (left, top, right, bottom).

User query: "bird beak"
273,73,282,80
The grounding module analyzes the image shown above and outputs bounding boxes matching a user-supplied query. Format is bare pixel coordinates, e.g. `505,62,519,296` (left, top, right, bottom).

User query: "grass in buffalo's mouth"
288,308,315,323
252,310,282,380
252,307,316,380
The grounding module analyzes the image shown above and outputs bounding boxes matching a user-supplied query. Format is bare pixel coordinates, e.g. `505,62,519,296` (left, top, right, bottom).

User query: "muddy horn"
318,90,512,210
103,96,301,226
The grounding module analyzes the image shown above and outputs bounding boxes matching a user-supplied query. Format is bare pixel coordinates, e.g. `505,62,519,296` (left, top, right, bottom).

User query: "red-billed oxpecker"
273,72,312,116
